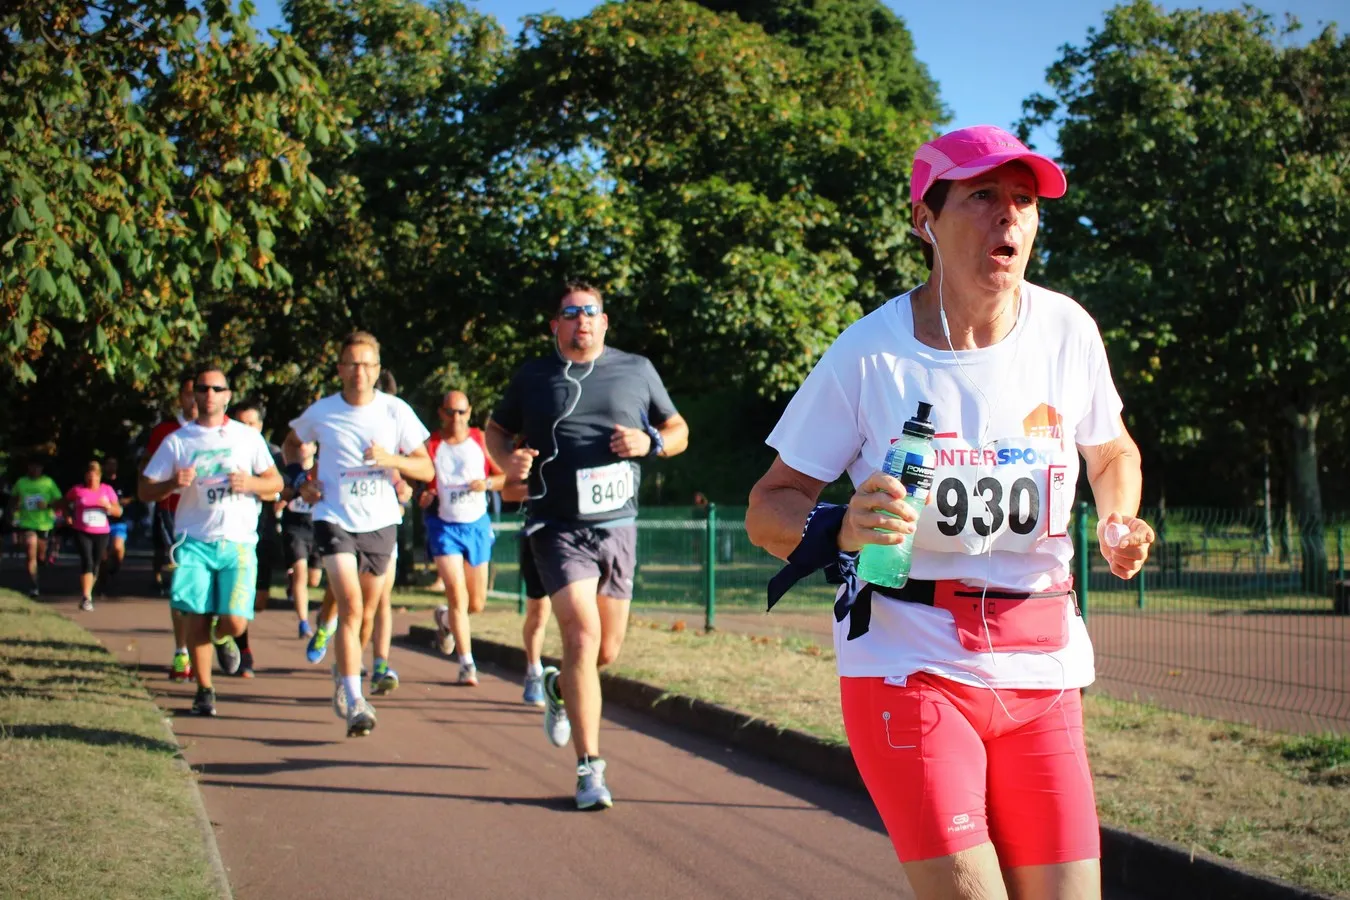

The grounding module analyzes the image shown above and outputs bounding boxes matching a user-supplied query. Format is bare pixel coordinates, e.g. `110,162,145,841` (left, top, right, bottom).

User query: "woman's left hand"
1097,513,1155,580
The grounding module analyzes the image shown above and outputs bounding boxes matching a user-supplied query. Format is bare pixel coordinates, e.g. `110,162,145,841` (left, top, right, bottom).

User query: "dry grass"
459,607,1349,898
0,589,216,900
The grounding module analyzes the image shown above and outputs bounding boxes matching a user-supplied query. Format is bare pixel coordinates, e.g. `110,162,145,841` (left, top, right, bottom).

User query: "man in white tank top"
424,390,505,687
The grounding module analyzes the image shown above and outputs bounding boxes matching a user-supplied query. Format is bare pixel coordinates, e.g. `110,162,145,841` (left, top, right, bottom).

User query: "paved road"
73,592,918,900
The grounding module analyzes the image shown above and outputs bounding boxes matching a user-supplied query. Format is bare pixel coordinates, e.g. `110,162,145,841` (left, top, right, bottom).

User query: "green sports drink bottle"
856,401,937,589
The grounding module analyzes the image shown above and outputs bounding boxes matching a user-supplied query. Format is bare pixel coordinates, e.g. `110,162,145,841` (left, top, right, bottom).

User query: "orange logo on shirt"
1022,404,1063,440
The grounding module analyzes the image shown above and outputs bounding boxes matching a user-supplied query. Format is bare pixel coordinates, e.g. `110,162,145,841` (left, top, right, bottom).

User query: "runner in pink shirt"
64,459,121,611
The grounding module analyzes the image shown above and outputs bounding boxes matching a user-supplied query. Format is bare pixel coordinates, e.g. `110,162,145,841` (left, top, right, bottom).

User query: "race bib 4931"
340,467,389,500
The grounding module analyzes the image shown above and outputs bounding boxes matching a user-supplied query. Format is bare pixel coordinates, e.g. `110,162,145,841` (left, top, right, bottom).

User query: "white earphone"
923,221,952,339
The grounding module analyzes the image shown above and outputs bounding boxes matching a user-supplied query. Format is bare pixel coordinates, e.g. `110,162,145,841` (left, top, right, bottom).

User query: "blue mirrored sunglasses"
559,304,600,320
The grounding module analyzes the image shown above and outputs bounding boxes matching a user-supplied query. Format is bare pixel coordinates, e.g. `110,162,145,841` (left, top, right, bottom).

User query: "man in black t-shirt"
487,280,688,811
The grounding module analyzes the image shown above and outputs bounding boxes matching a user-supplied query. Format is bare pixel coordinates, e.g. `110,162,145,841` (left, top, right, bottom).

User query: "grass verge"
0,589,217,900
452,607,1349,899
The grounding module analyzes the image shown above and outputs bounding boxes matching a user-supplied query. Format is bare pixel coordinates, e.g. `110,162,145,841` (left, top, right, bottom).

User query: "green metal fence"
479,503,1349,734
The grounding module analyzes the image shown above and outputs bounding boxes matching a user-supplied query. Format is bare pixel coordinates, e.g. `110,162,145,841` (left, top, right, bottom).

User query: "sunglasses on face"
194,384,229,394
442,407,469,416
559,304,600,320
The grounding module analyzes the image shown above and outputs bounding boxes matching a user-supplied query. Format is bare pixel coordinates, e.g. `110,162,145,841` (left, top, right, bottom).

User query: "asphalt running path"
70,593,917,900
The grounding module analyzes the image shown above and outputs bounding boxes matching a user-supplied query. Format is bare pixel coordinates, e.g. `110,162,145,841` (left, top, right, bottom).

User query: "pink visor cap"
910,125,1067,206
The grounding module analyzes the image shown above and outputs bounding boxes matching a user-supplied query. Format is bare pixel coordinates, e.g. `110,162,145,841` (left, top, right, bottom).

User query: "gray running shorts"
528,525,636,600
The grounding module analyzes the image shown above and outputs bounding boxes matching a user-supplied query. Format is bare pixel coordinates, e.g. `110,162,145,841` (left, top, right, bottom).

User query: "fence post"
704,503,718,632
1338,527,1344,583
1075,502,1090,621
1136,565,1146,610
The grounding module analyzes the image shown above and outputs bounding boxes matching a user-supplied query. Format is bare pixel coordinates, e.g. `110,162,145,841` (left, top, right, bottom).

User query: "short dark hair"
556,280,602,315
376,369,398,396
193,365,227,387
232,399,263,420
179,371,196,389
917,180,953,271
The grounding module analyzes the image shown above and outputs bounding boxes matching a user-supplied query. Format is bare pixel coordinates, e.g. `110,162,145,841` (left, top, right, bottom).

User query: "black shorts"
527,524,636,600
314,521,397,577
519,531,546,600
74,531,108,575
283,524,320,568
17,529,51,542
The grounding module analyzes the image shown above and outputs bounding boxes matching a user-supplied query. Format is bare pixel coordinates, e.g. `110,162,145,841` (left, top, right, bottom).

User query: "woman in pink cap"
748,125,1155,899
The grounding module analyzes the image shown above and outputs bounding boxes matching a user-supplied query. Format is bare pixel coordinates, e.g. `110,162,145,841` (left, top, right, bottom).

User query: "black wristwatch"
644,424,664,458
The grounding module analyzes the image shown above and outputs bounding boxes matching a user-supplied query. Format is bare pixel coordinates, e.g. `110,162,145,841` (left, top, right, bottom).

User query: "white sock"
175,646,188,656
322,617,338,634
459,652,475,667
342,675,363,708
526,661,543,677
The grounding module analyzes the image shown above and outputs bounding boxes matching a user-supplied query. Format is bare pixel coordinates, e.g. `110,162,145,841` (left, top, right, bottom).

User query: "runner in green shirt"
8,459,63,596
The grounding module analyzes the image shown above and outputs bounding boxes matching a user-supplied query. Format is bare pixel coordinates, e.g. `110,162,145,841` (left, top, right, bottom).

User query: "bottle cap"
1104,522,1130,548
902,401,936,440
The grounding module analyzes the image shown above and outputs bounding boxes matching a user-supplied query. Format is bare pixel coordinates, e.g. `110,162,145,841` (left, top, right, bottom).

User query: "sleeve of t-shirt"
251,433,277,475
641,358,679,426
470,429,495,477
142,435,179,483
765,348,862,484
102,485,119,506
289,402,320,444
491,370,525,435
45,479,63,502
394,399,431,455
1075,329,1124,446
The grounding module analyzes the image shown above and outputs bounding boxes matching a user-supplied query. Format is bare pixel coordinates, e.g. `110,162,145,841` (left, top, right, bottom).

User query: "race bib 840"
576,462,633,516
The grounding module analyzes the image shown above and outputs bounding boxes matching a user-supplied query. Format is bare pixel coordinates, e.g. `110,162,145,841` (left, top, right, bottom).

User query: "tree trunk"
1289,407,1327,593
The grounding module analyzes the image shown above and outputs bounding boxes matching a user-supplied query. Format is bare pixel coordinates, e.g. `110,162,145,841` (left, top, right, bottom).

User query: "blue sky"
249,0,1343,156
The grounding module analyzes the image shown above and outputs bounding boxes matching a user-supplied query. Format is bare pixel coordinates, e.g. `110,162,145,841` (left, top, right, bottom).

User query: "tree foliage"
1021,0,1350,578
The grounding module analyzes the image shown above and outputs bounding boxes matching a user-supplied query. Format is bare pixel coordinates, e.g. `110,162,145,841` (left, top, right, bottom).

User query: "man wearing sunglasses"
140,373,199,680
283,331,433,737
424,390,505,687
487,280,689,810
140,367,284,717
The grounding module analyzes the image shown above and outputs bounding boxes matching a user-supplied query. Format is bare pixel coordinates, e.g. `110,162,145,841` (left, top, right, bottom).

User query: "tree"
693,0,945,123
485,0,933,400
1021,1,1350,587
0,0,345,455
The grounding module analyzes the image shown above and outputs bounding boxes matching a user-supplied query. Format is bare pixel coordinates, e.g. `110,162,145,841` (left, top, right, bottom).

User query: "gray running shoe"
522,673,545,707
575,758,613,810
191,687,217,717
79,596,94,611
542,666,570,748
346,698,376,738
433,604,455,656
457,662,478,687
213,633,241,675
331,664,349,720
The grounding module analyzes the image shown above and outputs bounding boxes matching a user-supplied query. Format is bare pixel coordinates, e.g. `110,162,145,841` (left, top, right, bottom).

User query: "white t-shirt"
432,432,491,523
766,283,1123,689
143,420,277,544
289,391,430,533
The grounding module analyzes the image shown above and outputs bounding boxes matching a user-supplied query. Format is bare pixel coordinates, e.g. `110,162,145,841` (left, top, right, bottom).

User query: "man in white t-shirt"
424,390,506,687
747,126,1156,899
283,332,433,737
139,367,283,718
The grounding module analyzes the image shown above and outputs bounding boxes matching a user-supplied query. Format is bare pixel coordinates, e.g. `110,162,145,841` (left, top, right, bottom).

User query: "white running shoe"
575,758,613,810
331,664,348,720
457,662,478,687
346,698,376,738
433,604,455,656
542,666,571,748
